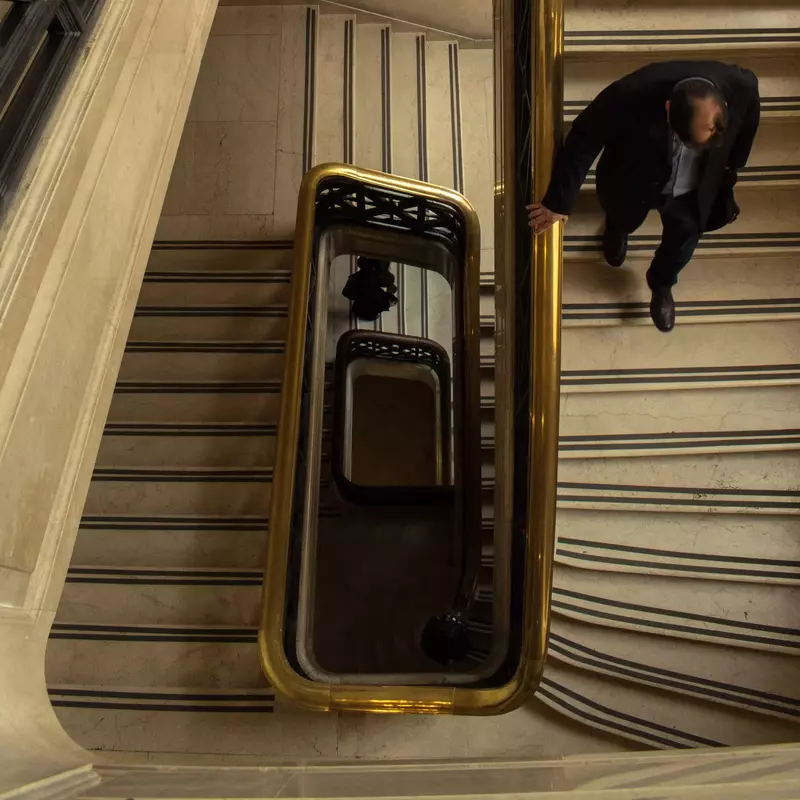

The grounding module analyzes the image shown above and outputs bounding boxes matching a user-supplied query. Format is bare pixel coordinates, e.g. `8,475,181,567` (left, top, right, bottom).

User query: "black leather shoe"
650,287,675,333
602,224,628,267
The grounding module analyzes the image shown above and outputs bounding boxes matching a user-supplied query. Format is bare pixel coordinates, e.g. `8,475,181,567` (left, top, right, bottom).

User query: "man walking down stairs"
45,0,800,763
529,60,760,333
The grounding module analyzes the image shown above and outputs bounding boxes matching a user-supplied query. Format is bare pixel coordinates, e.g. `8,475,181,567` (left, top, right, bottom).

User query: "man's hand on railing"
526,203,568,234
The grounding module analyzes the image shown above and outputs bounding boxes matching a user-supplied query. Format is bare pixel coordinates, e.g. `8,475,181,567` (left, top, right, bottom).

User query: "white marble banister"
0,0,218,795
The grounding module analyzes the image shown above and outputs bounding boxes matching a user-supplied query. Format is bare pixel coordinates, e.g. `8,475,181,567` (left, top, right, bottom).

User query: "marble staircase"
45,0,800,763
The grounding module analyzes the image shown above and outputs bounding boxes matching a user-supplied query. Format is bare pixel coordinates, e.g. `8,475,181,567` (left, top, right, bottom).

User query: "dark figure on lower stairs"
342,256,398,322
527,60,760,333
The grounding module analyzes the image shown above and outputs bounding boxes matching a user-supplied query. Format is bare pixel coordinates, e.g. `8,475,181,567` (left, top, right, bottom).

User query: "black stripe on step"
566,27,800,37
558,434,800,452
65,569,262,586
114,381,281,394
67,567,262,578
49,687,273,702
50,622,258,642
557,550,800,581
560,427,800,443
553,596,800,650
565,363,800,377
125,342,285,354
558,480,800,499
548,634,800,714
134,306,288,318
558,537,800,568
538,679,723,748
103,423,277,436
554,587,800,639
568,35,800,46
150,240,293,250
51,630,258,642
143,271,291,283
49,701,274,713
79,515,268,531
91,468,272,482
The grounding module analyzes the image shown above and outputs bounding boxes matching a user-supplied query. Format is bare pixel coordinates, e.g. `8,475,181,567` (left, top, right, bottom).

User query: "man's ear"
665,99,671,118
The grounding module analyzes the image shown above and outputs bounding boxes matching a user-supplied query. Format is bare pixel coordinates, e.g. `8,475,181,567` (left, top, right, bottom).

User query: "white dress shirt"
663,135,703,198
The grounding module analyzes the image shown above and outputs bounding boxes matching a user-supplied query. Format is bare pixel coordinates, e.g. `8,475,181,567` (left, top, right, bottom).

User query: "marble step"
425,40,460,193
558,320,800,377
570,186,800,236
553,510,800,583
479,471,799,517
582,164,800,192
558,385,800,440
390,32,423,182
315,14,354,165
551,566,800,652
482,425,800,459
565,54,800,120
566,96,800,126
137,272,291,306
563,28,800,58
83,467,272,516
550,256,800,327
553,482,800,517
539,663,800,750
96,423,277,467
47,630,265,689
44,680,627,760
482,298,800,330
562,1,800,42
72,516,268,568
458,47,494,257
129,308,289,341
354,24,389,172
146,242,293,273
558,449,800,490
56,568,262,626
562,195,800,265
479,361,800,397
107,380,283,423
550,616,800,720
118,342,284,382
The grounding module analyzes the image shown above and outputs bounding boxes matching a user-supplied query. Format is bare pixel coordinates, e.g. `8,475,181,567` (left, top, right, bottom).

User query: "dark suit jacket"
542,60,760,232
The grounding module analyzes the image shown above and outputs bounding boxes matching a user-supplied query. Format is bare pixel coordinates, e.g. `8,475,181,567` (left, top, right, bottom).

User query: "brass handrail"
527,0,564,689
259,0,564,713
492,0,564,702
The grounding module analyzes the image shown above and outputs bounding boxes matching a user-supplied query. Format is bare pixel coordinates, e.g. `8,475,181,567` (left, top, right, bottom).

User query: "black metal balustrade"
0,0,105,216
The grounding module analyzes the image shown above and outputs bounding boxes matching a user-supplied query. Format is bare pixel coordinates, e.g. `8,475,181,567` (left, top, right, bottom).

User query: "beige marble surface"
391,33,421,180
163,121,278,216
544,662,800,749
425,41,455,190
159,4,314,240
565,53,800,106
555,567,800,633
560,385,800,437
565,0,800,34
315,15,350,164
354,24,386,171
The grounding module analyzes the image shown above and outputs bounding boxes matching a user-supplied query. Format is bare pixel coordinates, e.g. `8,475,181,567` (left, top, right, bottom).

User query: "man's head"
666,77,728,149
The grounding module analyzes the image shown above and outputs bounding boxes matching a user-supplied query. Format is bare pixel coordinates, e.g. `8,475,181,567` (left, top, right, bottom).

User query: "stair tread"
541,663,800,750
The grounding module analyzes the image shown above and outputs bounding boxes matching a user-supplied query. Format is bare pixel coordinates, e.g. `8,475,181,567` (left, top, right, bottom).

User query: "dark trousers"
603,191,702,290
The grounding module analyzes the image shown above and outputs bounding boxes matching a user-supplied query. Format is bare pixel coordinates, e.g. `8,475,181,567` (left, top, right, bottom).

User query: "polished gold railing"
259,0,564,713
526,0,565,696
493,0,564,702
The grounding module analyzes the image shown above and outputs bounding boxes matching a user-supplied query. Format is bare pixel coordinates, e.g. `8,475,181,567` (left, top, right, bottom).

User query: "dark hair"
668,78,728,147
